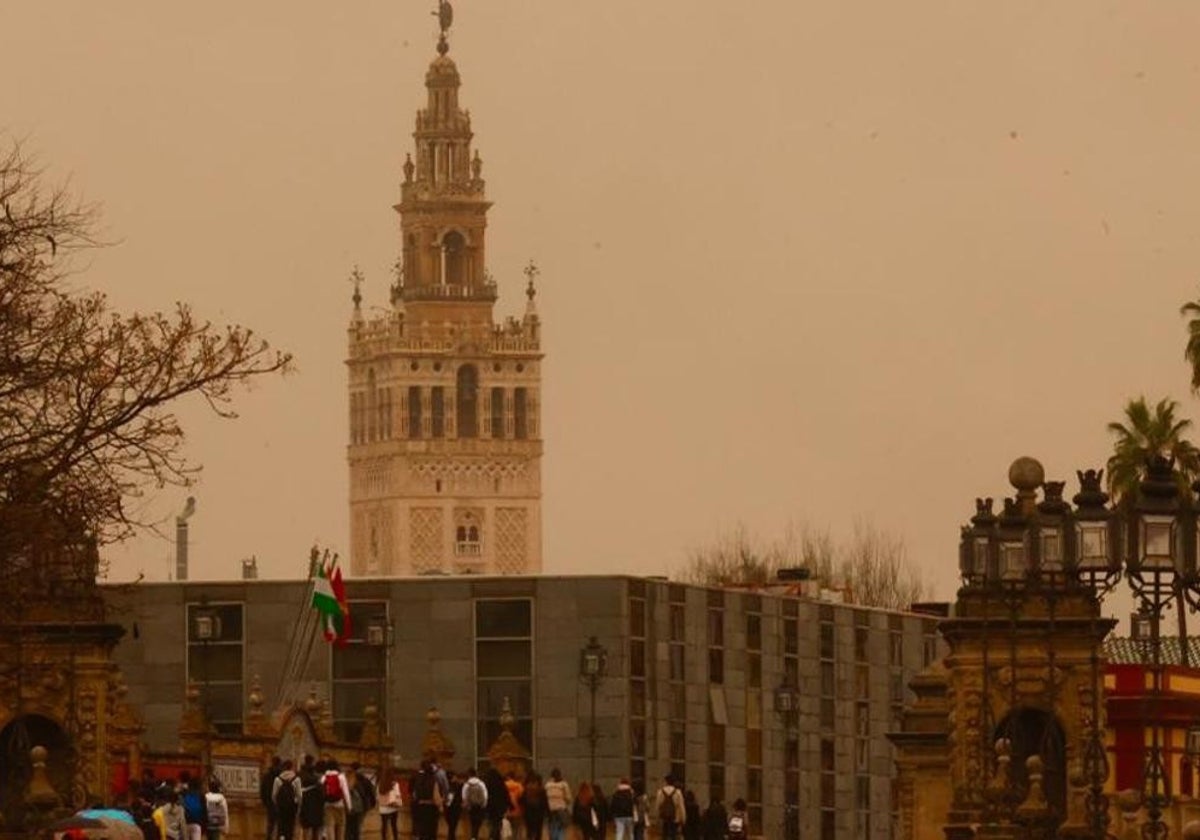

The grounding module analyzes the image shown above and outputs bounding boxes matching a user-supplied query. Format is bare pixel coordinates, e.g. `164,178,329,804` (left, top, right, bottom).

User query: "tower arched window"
455,514,481,557
456,364,479,438
366,369,378,442
443,231,466,286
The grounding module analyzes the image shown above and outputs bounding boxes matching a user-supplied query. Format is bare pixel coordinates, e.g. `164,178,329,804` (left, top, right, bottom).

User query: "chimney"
241,556,258,580
175,497,196,581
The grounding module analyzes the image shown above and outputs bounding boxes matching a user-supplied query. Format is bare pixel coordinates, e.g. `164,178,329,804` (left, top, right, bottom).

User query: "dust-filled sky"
7,2,1200,603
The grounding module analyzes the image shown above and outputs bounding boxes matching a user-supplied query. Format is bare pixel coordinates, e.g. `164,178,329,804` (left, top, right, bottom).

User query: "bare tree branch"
0,142,291,606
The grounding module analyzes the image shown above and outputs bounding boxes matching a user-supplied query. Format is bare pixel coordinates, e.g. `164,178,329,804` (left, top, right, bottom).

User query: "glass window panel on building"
474,598,533,767
186,602,244,736
331,600,389,742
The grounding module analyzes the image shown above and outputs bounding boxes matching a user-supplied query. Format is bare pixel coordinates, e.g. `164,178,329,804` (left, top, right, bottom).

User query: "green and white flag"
311,558,341,641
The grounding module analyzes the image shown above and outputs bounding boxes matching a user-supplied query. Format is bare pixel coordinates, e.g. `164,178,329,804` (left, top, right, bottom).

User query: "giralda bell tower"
346,3,544,577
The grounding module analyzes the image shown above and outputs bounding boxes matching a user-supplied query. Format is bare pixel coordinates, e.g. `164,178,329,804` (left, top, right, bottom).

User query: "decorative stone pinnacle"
350,266,364,312
524,260,539,301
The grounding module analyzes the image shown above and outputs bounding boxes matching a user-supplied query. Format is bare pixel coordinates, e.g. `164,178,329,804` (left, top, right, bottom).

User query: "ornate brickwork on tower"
346,14,543,577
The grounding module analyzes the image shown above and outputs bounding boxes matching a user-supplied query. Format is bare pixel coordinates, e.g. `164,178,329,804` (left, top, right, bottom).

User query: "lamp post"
579,636,607,784
773,679,800,840
958,456,1200,839
192,605,220,779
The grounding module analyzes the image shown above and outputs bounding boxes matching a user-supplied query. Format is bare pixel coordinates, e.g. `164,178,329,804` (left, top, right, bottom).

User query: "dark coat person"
483,768,509,839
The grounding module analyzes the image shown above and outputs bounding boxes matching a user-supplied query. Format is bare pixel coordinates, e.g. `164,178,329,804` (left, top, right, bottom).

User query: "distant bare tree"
0,142,291,600
682,519,928,611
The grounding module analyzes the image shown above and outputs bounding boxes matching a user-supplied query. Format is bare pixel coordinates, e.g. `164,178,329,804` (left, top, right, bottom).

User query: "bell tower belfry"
346,4,544,577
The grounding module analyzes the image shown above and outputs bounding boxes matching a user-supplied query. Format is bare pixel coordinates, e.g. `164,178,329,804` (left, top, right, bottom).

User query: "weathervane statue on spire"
434,0,454,55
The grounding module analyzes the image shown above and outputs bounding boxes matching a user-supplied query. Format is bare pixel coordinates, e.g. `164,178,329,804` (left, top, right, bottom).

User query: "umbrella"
47,816,105,831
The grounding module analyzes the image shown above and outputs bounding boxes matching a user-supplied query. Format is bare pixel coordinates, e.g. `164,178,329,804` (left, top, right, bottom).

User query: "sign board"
212,759,261,798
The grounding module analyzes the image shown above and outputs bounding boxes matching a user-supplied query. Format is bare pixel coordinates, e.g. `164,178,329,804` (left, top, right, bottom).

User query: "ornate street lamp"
192,605,221,778
957,456,1200,839
578,636,607,784
365,616,394,735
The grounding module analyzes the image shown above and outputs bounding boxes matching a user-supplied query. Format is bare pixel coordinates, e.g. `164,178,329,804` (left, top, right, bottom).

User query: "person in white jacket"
377,768,403,840
204,778,230,840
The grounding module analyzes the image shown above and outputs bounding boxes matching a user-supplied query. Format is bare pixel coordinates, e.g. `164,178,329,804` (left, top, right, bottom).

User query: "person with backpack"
544,768,572,840
521,772,547,840
609,778,636,840
347,764,377,840
260,757,282,840
205,778,230,840
461,767,488,840
297,758,325,840
700,796,727,840
726,799,748,839
272,760,302,840
653,776,684,840
377,768,402,840
181,776,207,840
322,759,352,840
411,759,441,840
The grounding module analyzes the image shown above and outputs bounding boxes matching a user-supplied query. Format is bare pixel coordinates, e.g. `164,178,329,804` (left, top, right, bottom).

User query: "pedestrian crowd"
121,760,751,840
120,769,230,840
255,759,750,840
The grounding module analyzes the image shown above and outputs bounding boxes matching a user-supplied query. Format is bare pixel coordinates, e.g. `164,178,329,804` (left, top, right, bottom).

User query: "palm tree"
1106,396,1200,500
1181,298,1200,392
1106,396,1200,663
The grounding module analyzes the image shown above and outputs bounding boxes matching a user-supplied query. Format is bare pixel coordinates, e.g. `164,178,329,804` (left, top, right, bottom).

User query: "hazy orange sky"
7,2,1200,603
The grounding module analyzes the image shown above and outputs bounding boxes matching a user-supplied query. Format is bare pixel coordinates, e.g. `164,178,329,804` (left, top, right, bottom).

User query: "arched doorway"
994,707,1067,825
0,714,74,827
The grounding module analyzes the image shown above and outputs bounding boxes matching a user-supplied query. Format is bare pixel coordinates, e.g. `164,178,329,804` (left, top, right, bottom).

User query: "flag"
311,556,342,642
330,563,352,646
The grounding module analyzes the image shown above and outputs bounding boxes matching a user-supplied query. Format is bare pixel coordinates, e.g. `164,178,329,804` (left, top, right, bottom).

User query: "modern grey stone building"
104,575,940,840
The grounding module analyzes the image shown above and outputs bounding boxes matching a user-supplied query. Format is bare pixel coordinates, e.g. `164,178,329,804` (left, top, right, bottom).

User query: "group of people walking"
128,770,230,840
259,759,750,840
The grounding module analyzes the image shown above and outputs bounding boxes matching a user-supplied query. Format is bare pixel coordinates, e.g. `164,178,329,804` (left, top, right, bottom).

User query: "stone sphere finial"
1009,456,1045,492
427,706,442,728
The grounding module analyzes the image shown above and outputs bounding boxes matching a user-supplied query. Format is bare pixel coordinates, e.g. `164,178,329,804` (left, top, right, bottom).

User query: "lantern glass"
1076,522,1109,571
972,537,989,580
1040,528,1063,573
1000,541,1026,581
194,614,215,641
1188,724,1200,759
1140,515,1176,571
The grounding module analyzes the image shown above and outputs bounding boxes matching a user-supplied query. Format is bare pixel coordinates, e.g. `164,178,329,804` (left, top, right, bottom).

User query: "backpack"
182,790,205,825
465,778,487,810
275,778,298,812
324,772,343,804
728,813,746,836
657,788,676,823
350,787,364,816
413,771,436,803
610,788,634,818
206,799,226,831
361,778,378,812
